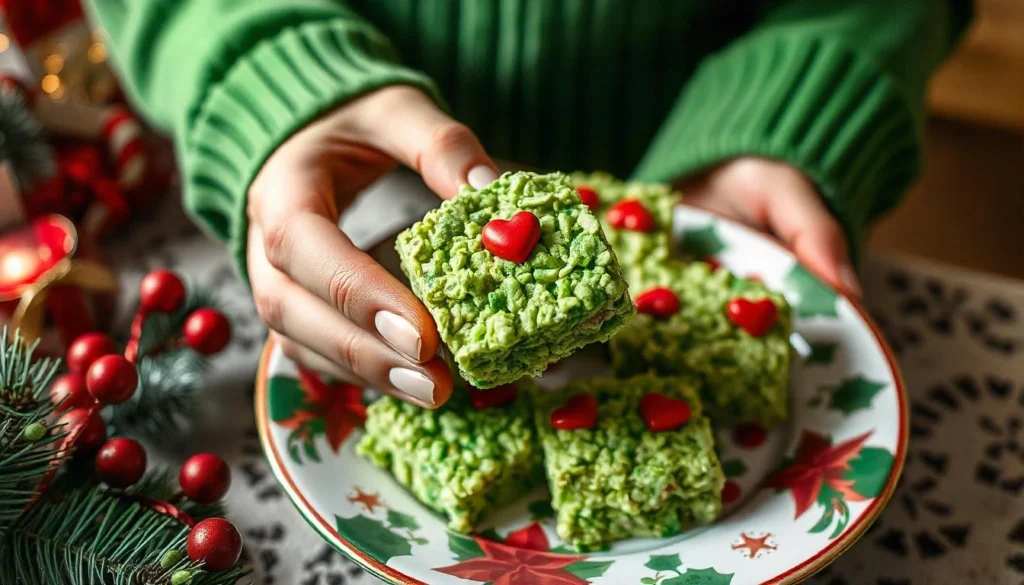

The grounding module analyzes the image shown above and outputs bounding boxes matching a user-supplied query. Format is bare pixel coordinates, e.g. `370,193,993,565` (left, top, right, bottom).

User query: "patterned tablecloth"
104,172,1024,585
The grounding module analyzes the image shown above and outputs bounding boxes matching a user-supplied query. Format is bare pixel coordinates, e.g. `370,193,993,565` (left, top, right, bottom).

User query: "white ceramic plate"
256,204,907,585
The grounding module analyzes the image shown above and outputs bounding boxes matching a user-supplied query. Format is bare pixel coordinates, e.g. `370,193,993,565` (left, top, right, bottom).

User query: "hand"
679,157,863,297
246,86,499,408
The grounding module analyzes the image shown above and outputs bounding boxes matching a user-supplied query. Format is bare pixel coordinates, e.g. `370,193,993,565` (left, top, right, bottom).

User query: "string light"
0,34,9,53
41,74,61,94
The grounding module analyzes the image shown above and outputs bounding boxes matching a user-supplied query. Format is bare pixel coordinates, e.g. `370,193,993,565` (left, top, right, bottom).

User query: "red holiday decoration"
275,368,366,456
94,437,147,488
481,211,541,264
575,187,599,211
468,384,518,410
48,372,92,412
725,297,778,337
635,287,681,319
732,422,768,449
85,354,138,405
722,480,742,505
138,269,186,313
436,537,588,585
65,331,115,373
704,257,722,272
639,392,692,432
182,308,231,355
550,394,597,430
502,522,550,552
605,199,655,232
58,407,106,453
186,518,243,572
179,453,232,504
765,430,872,519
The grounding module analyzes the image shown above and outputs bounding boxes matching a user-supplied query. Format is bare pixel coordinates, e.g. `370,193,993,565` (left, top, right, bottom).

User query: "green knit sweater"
85,0,969,274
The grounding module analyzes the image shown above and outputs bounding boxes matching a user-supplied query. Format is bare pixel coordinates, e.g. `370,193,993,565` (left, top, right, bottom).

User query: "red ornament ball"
58,408,107,454
183,308,231,355
95,437,147,487
179,452,231,503
66,333,116,374
139,269,187,313
86,355,139,405
187,518,242,571
49,373,94,412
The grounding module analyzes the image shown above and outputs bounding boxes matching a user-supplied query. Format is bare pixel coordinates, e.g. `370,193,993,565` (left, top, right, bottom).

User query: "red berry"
86,355,139,405
183,308,231,355
49,373,94,412
139,269,186,313
732,422,768,449
468,384,518,409
66,333,116,374
95,437,147,487
576,187,600,211
639,392,692,432
550,394,598,430
180,453,231,503
187,518,242,571
58,408,107,454
605,199,656,232
481,211,542,264
725,298,778,337
722,480,742,504
635,287,681,319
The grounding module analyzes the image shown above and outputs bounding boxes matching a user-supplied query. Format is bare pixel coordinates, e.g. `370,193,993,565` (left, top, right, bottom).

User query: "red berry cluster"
127,270,232,361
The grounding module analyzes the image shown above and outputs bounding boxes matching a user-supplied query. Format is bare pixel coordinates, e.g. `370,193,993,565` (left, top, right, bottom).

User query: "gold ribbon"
11,257,119,343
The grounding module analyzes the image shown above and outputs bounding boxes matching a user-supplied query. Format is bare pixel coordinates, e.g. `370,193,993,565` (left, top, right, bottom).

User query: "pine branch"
0,328,64,536
2,478,249,585
0,90,55,190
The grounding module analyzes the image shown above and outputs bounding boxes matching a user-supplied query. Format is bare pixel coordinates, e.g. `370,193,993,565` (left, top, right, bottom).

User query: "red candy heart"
605,199,655,232
704,257,722,272
482,211,541,264
551,394,597,430
576,187,599,211
635,287,680,319
725,298,778,337
640,392,692,432
468,384,519,409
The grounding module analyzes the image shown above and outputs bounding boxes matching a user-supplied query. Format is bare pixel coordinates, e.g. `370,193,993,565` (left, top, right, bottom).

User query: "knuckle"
332,331,362,372
428,123,475,155
327,263,361,317
262,217,297,270
254,291,285,332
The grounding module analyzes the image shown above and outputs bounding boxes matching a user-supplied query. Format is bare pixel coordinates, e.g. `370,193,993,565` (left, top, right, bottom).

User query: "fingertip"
422,357,453,408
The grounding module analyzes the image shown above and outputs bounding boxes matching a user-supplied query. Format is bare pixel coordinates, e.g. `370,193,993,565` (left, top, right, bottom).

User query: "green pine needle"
0,328,64,537
0,90,55,190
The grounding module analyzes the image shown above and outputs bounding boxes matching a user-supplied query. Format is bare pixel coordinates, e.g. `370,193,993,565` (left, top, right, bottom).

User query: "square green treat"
356,383,542,533
571,172,680,286
533,374,723,551
611,262,792,426
396,171,634,388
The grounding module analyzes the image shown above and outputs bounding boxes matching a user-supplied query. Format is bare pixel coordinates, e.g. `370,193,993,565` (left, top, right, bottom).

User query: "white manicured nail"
389,368,435,404
839,264,863,298
467,165,499,189
375,311,422,361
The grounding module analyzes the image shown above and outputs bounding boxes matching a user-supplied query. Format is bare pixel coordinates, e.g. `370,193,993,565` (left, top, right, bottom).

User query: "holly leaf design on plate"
335,515,411,563
826,376,887,415
528,499,555,520
447,531,484,561
806,342,838,365
644,553,682,572
664,567,734,585
721,459,747,478
564,559,614,580
844,446,895,498
387,509,420,531
680,223,725,258
783,264,838,318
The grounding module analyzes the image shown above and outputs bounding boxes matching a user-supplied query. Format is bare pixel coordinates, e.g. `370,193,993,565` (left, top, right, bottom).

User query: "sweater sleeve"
83,0,442,276
631,0,971,247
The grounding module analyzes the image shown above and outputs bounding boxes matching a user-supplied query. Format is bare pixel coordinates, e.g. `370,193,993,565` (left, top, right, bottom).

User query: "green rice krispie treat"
570,172,680,286
396,171,634,388
611,262,792,426
356,382,542,533
533,374,723,551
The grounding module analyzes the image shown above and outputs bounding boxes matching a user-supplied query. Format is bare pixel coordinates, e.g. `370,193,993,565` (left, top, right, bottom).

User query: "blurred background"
869,0,1024,279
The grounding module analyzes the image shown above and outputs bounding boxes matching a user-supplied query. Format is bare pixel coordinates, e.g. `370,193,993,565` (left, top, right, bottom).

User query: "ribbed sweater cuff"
183,19,442,282
631,35,923,249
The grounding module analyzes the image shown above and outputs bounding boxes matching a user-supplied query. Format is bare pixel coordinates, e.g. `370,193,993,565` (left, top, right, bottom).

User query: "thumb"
363,87,498,199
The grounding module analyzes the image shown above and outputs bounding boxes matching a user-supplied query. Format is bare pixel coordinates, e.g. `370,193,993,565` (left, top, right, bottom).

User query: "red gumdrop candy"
726,298,778,337
635,287,681,319
576,187,600,211
605,199,655,232
639,392,691,432
551,394,597,430
481,211,542,264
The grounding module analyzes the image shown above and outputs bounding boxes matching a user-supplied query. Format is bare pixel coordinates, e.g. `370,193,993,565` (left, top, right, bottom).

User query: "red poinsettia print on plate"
766,430,894,539
267,368,366,464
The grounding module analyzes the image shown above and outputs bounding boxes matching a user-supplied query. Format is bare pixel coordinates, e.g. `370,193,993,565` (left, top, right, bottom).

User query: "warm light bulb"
0,34,9,53
0,248,41,284
41,74,61,94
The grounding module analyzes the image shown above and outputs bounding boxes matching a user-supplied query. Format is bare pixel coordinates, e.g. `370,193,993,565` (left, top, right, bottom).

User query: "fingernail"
839,264,863,298
375,311,422,361
389,368,435,404
467,165,499,189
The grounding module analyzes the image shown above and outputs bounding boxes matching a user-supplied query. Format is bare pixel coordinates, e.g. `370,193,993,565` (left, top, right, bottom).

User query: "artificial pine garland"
0,268,249,585
0,88,55,190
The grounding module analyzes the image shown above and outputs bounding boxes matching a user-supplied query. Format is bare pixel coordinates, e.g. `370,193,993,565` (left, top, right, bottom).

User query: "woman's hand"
679,157,863,297
246,86,499,408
